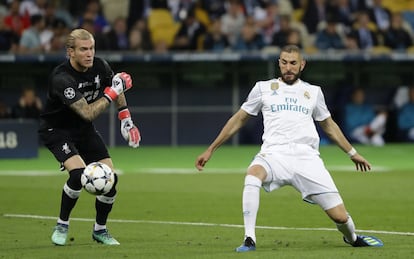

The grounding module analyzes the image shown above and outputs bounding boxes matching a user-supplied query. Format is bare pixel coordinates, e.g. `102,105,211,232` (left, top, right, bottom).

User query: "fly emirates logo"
270,97,310,115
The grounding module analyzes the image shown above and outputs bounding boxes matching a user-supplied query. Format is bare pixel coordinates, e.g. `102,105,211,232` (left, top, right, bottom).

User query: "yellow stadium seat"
147,9,180,47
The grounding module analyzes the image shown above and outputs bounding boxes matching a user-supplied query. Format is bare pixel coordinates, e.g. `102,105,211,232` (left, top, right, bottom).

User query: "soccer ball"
81,162,115,195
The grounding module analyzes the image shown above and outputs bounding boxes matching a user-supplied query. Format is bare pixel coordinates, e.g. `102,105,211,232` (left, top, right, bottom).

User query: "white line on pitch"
0,165,391,176
3,213,412,236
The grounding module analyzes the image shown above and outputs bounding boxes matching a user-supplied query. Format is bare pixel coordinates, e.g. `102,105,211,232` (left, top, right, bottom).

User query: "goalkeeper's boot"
92,228,120,245
235,236,256,252
344,235,383,247
51,223,68,246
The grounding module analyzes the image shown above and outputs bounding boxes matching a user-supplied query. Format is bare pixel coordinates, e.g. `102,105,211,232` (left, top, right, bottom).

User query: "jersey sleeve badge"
64,87,76,100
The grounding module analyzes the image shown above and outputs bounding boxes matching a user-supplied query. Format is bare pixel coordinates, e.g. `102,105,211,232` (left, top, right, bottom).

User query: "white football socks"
57,219,69,226
336,215,357,243
242,175,262,243
94,223,107,231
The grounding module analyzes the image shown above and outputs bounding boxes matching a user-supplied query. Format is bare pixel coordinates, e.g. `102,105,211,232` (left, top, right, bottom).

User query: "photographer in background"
12,86,43,119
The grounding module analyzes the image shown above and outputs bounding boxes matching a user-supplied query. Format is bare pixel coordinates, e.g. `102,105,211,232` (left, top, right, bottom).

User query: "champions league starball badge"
64,87,76,99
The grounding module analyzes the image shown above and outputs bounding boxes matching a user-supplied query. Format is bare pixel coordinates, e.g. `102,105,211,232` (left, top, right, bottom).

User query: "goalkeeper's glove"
104,72,133,101
118,108,141,148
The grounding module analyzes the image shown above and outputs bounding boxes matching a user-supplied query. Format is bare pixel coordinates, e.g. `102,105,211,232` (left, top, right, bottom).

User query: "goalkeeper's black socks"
59,168,83,221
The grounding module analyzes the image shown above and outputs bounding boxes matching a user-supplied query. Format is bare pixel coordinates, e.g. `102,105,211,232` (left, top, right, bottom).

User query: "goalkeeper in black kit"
38,28,141,246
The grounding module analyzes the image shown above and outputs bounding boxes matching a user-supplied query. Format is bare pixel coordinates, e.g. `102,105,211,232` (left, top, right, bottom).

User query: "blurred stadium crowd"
1,0,414,54
1,0,414,145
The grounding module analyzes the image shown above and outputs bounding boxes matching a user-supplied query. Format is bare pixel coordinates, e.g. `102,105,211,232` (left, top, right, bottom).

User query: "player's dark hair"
281,44,301,54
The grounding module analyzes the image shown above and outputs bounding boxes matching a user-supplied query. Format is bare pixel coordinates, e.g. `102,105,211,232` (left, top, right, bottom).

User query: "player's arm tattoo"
70,97,110,121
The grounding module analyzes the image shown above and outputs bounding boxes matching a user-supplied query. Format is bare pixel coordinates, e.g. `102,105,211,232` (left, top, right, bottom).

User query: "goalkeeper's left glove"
104,72,133,102
118,108,141,148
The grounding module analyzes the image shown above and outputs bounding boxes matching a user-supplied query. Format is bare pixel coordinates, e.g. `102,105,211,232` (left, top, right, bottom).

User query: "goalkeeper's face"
68,38,95,72
278,51,305,85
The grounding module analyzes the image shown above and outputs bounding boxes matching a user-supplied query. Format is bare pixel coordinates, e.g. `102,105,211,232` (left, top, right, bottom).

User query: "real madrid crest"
304,91,310,99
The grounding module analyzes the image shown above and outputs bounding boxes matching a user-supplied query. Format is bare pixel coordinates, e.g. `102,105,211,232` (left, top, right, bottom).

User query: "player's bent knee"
67,168,84,190
247,165,267,181
311,192,344,211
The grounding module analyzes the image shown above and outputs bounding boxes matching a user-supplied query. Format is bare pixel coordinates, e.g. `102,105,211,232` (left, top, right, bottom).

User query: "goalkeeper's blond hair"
65,29,94,53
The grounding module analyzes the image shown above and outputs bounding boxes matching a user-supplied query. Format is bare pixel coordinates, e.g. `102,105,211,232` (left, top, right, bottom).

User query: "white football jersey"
241,77,331,152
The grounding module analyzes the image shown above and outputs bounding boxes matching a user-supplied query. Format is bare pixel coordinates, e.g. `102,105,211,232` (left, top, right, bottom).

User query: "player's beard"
281,71,301,85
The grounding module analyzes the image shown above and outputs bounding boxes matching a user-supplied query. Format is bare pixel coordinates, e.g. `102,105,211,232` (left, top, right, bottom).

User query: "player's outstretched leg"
335,212,383,247
344,235,384,247
51,223,69,246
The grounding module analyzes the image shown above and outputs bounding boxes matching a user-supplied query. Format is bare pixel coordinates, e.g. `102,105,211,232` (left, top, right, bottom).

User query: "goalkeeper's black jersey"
39,57,113,130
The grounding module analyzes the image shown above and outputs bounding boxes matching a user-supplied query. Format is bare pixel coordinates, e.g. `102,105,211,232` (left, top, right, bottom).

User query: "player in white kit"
195,45,383,252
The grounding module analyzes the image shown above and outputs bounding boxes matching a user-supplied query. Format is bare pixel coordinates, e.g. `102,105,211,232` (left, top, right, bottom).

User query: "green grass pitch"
1,144,414,258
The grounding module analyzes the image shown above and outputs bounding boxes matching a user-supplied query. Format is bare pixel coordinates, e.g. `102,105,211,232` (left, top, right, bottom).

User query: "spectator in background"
348,0,368,13
173,5,207,50
200,0,226,19
221,0,245,48
348,11,379,50
315,15,345,50
128,18,152,52
383,12,413,51
397,86,414,142
326,0,356,32
3,0,30,36
40,1,71,53
47,19,69,53
271,14,293,48
78,0,110,34
285,28,302,48
44,1,74,30
253,0,279,45
79,18,108,50
42,1,72,31
0,13,19,52
127,0,150,30
302,0,327,34
18,14,46,54
0,101,11,119
12,86,43,119
233,16,264,51
19,0,47,17
203,18,229,52
367,0,391,33
105,16,129,50
344,87,387,146
344,34,359,51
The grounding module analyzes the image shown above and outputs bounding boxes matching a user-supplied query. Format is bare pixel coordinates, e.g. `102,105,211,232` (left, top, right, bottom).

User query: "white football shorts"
249,143,340,205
